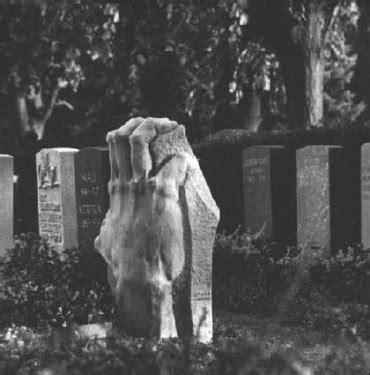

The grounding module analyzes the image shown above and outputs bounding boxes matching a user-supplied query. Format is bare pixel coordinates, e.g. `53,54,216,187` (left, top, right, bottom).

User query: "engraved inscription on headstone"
297,145,345,256
0,155,13,256
74,147,109,250
243,147,271,238
36,148,78,252
242,146,296,245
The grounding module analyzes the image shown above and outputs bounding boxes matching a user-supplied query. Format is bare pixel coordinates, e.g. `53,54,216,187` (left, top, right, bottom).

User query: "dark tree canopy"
0,0,367,153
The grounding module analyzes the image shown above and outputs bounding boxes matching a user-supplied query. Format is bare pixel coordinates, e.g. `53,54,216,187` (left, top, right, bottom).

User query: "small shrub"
0,327,313,375
213,230,298,316
0,233,113,329
213,229,370,338
310,245,370,305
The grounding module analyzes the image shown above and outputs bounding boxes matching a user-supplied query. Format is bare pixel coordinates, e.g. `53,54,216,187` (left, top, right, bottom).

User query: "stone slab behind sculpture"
74,147,110,251
36,148,78,252
242,145,296,246
151,126,220,343
0,155,13,256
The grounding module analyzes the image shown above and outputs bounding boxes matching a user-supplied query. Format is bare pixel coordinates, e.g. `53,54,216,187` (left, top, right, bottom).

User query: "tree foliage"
105,0,287,138
0,0,368,148
285,0,364,128
324,0,365,127
0,2,119,142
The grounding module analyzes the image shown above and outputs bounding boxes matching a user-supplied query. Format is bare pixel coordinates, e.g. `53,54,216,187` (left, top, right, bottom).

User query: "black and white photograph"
0,0,369,373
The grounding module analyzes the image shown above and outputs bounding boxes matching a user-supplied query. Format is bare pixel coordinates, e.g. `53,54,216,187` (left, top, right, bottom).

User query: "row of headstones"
1,145,215,342
36,147,110,253
0,147,109,256
1,143,370,257
243,144,370,255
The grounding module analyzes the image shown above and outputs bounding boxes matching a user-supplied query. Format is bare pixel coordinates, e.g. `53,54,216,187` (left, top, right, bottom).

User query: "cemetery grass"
1,309,370,374
2,232,370,373
215,309,370,374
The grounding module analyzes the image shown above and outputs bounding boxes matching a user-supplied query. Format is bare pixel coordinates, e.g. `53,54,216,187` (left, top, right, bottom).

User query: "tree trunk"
8,75,31,156
243,89,262,133
15,94,31,136
354,0,370,115
33,119,47,140
303,3,326,129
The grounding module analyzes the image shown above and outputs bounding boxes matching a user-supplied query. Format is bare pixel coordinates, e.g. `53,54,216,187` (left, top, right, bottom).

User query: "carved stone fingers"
129,117,178,181
106,117,144,186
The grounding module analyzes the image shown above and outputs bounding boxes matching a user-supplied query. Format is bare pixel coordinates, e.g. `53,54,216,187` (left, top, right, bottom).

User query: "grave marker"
36,148,78,252
361,144,370,248
74,147,110,251
0,155,13,255
296,145,346,256
242,145,296,245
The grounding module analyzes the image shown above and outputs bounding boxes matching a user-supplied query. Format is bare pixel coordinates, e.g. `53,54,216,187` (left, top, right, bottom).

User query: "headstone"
361,144,370,248
343,145,361,246
296,145,346,256
152,127,219,344
95,117,219,343
74,147,110,251
0,155,13,255
36,148,78,252
242,145,296,245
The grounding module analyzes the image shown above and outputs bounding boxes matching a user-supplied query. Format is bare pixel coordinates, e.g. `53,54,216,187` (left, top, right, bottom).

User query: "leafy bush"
0,326,314,375
213,230,297,316
310,245,370,304
213,230,370,337
1,321,369,375
0,233,113,329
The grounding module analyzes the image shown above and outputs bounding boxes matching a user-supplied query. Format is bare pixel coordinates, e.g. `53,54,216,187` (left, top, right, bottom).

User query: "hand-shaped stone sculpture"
95,117,219,342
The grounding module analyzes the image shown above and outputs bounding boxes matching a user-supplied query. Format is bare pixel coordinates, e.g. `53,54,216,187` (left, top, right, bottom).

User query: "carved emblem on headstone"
37,153,60,188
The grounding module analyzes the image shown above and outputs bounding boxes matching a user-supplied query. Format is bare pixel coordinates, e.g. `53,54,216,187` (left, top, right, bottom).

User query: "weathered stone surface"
0,155,13,256
36,148,78,252
362,144,370,248
74,147,110,251
296,145,346,256
95,117,219,343
242,146,296,245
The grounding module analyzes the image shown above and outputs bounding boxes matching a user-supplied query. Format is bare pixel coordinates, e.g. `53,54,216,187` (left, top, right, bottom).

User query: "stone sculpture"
95,117,219,342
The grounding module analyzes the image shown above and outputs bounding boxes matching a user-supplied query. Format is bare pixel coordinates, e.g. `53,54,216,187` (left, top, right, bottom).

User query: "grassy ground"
214,309,370,374
1,310,370,374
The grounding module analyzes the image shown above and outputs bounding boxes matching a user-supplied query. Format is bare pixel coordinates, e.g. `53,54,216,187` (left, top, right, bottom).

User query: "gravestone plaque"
361,144,370,248
242,146,296,245
0,155,13,256
74,147,110,251
36,148,78,252
297,145,346,256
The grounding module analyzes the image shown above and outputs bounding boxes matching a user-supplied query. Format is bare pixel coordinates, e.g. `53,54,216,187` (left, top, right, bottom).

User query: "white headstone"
36,148,78,251
0,155,13,255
